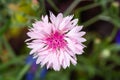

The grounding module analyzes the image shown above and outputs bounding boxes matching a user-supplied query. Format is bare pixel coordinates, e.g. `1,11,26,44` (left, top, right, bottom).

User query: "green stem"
0,38,2,54
82,14,102,27
47,0,59,12
107,27,118,42
0,20,10,36
0,55,25,71
77,3,99,12
38,0,46,17
2,35,16,58
64,0,81,16
17,64,31,80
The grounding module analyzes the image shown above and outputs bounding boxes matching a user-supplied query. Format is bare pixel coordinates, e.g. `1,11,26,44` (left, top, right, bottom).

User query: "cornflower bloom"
26,12,86,71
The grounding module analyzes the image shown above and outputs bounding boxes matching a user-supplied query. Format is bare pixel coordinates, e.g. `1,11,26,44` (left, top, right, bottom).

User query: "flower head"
26,12,86,71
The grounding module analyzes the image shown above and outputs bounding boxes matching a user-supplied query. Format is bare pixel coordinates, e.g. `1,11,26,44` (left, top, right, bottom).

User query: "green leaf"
64,0,81,16
0,38,2,54
76,3,99,12
82,14,101,27
0,20,10,36
16,64,31,80
0,55,25,71
2,35,16,58
47,0,59,12
38,0,46,16
108,44,120,51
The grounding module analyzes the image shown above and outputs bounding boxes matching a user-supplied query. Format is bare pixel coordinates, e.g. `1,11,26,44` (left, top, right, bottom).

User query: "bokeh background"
0,0,120,80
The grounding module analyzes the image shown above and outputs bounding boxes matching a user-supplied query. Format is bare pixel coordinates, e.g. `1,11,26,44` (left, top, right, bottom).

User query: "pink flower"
26,12,86,71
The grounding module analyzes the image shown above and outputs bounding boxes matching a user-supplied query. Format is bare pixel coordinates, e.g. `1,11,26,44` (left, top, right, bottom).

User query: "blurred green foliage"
0,0,120,80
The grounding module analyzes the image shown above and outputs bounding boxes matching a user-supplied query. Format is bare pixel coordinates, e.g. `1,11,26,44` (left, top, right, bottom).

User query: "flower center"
46,31,67,50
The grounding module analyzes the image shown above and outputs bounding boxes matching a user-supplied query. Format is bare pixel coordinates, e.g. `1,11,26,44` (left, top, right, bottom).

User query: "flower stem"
38,0,46,17
77,3,99,12
64,0,82,16
17,64,31,80
47,0,59,12
2,35,16,58
82,13,102,27
107,27,118,42
0,38,2,55
0,55,25,71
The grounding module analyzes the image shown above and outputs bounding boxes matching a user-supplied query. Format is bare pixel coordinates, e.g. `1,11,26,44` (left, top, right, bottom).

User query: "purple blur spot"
115,30,120,44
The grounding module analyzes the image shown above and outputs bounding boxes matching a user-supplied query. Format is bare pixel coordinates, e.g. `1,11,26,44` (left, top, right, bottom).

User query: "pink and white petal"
36,57,41,64
42,15,48,23
46,62,52,69
64,47,75,57
65,38,83,54
50,12,56,24
41,23,52,35
32,21,51,35
74,44,84,55
57,13,63,20
32,21,44,30
29,43,46,54
64,51,70,67
76,25,83,31
70,56,77,65
32,39,46,43
37,48,50,56
59,50,70,69
55,13,63,27
40,54,52,67
37,50,50,63
66,32,86,38
27,31,45,39
36,55,46,64
59,15,73,30
71,19,78,27
62,60,67,69
25,38,32,42
27,42,45,49
66,26,83,35
27,32,39,38
52,53,60,71
34,21,52,35
79,38,86,42
59,50,64,65
78,32,86,37
64,51,77,65
67,36,86,43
